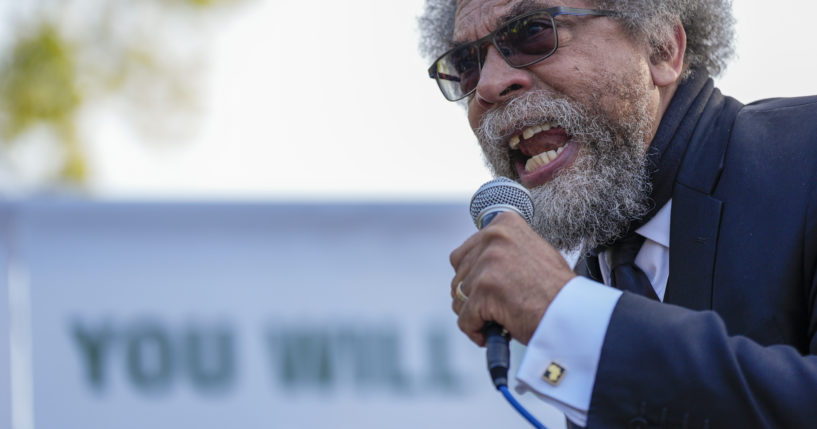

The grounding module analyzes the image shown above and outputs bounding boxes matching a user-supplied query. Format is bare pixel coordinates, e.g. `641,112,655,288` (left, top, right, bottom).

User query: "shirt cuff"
515,276,622,427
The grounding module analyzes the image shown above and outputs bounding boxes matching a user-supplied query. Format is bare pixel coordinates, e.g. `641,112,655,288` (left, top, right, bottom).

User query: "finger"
452,216,520,274
457,309,486,347
450,236,484,305
455,280,492,347
452,296,463,315
450,250,478,296
450,278,461,300
451,277,473,314
449,230,486,271
451,227,500,297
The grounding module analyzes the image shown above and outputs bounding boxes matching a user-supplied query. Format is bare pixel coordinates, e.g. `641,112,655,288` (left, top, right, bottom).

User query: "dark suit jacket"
585,82,817,427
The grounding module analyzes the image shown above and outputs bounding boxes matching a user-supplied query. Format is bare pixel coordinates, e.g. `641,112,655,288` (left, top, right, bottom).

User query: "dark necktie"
608,234,659,301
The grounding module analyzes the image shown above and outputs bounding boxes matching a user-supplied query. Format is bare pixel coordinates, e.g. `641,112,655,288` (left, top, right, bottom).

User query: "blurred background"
0,0,815,428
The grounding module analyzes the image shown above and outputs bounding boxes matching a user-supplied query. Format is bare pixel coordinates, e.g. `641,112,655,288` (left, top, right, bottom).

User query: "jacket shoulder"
732,95,817,154
740,95,817,117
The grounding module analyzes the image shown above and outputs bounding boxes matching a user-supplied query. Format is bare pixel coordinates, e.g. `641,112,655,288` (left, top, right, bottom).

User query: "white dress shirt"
515,201,672,427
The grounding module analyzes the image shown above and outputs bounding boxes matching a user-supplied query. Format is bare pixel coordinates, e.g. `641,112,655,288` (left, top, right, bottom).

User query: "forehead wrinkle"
501,0,549,27
455,0,556,44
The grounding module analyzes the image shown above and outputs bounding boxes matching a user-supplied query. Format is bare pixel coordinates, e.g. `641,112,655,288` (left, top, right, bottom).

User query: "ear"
649,20,687,88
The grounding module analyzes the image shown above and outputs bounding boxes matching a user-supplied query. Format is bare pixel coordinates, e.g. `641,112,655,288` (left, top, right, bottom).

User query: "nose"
475,47,534,106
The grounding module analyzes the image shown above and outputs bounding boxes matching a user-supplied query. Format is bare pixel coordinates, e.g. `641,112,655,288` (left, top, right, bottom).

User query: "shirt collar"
636,200,671,248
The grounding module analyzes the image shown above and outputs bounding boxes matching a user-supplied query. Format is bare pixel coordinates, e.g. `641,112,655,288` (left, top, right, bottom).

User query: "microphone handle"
476,208,513,388
484,322,510,388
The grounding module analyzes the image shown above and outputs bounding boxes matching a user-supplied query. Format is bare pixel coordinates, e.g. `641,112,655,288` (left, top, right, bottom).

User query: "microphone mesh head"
470,177,534,227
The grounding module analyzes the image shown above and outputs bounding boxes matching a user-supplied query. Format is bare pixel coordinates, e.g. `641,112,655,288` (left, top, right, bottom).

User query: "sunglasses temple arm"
429,71,462,83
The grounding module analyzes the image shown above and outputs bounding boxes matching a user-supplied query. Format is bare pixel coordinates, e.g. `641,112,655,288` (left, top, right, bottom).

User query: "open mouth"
508,122,579,187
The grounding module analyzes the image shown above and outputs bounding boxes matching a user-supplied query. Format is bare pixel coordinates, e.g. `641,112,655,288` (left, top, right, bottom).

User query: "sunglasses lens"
431,11,558,100
434,44,482,100
496,12,556,66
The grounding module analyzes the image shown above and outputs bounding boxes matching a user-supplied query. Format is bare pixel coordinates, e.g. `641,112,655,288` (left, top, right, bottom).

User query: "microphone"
469,177,535,388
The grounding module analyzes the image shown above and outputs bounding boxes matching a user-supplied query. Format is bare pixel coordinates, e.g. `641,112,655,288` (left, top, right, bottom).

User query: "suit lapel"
663,91,743,309
664,184,722,309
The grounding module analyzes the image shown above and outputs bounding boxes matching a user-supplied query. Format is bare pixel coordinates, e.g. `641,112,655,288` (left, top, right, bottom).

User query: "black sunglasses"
428,7,614,101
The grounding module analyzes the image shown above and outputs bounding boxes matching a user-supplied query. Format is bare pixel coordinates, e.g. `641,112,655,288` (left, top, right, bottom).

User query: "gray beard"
475,90,653,253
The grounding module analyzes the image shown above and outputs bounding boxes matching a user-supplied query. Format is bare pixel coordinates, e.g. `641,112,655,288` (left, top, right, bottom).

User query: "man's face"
454,0,665,251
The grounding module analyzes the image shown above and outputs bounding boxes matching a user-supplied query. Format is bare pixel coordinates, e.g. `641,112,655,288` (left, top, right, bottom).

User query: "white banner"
0,201,564,429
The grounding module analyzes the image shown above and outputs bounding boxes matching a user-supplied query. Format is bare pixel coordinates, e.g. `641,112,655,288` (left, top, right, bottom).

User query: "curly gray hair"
418,0,735,77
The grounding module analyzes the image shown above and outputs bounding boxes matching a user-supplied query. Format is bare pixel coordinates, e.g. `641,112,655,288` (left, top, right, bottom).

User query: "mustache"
475,91,604,146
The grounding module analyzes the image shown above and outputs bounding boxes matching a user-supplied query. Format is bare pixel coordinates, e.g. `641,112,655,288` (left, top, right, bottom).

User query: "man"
420,0,817,427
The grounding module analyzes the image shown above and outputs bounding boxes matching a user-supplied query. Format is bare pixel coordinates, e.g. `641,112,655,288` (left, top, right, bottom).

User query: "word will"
71,318,466,396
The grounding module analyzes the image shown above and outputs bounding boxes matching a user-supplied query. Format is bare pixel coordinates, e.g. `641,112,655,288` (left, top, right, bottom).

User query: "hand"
450,212,576,346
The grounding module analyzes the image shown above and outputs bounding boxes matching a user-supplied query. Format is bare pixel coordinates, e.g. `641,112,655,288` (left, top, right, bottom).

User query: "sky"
66,0,817,201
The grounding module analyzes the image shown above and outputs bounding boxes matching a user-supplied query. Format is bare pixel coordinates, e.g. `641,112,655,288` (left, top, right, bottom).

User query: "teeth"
509,135,520,150
513,122,568,172
510,122,560,149
525,153,548,172
525,154,549,173
524,146,567,173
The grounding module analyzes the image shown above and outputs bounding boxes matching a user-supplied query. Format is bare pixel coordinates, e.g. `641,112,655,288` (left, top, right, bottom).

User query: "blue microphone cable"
483,323,547,429
498,385,547,429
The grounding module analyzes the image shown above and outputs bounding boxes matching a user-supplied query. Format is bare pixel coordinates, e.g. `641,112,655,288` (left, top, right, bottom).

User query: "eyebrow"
496,0,549,28
451,0,553,47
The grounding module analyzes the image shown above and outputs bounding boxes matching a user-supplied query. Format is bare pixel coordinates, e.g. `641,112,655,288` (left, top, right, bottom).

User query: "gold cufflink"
543,362,566,386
